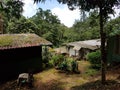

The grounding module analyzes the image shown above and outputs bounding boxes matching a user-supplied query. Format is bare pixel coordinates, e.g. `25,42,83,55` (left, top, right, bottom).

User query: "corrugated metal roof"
73,45,82,50
66,39,101,50
0,34,52,50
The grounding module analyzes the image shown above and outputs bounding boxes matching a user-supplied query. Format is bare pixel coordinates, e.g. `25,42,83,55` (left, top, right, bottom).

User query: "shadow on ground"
35,79,65,90
0,80,34,90
71,80,120,90
0,79,65,90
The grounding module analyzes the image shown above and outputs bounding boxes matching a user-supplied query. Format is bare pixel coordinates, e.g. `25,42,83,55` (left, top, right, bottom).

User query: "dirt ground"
0,61,120,90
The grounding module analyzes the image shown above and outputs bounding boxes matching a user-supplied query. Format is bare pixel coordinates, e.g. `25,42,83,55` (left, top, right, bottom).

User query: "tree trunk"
99,7,107,84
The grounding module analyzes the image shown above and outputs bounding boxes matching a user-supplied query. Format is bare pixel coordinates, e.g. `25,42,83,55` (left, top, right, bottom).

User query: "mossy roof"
0,34,52,50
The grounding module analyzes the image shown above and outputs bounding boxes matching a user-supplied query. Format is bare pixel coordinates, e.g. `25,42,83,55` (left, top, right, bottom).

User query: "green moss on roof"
0,36,12,47
0,34,52,49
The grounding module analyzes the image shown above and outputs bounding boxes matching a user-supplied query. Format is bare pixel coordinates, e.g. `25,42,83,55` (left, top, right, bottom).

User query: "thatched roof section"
0,34,52,50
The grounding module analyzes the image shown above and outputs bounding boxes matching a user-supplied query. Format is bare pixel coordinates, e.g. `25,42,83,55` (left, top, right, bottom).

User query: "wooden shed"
0,34,52,81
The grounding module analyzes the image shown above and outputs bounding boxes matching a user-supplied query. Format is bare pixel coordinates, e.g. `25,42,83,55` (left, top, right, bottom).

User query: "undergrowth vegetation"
42,47,99,75
49,54,79,73
86,50,101,70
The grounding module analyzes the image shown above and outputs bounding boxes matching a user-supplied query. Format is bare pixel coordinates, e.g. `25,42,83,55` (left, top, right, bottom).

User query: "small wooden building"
0,34,52,81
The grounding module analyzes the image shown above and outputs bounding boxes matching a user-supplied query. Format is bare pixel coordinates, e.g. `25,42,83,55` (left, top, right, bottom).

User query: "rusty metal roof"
0,34,52,50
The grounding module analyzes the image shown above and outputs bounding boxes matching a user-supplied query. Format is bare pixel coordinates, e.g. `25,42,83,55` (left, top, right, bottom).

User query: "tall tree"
7,16,39,34
34,0,120,84
0,0,24,33
0,0,24,19
71,11,100,41
30,8,65,46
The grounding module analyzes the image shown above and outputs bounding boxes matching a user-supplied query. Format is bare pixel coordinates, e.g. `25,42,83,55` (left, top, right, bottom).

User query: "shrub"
86,50,101,69
58,59,69,71
42,46,51,68
71,60,79,73
49,54,64,67
57,57,79,73
49,55,79,73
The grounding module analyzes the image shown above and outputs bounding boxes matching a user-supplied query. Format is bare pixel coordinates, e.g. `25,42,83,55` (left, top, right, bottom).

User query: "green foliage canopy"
0,0,24,19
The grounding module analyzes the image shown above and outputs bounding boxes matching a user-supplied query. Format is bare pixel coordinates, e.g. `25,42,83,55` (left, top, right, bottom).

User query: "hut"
66,39,101,59
0,34,52,81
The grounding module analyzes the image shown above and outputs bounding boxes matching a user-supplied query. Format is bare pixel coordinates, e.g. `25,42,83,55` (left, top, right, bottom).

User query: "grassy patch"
34,61,98,89
84,68,98,76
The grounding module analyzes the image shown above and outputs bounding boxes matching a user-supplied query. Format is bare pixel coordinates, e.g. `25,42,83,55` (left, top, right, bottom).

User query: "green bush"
58,59,69,71
49,55,79,73
57,57,79,73
60,58,73,71
42,46,52,68
49,54,64,67
86,50,101,69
